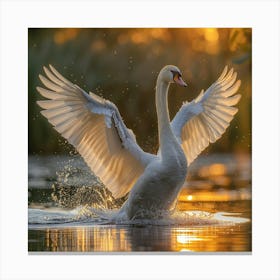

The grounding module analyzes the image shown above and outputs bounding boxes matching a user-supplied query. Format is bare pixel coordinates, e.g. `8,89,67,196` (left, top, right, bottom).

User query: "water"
28,154,251,252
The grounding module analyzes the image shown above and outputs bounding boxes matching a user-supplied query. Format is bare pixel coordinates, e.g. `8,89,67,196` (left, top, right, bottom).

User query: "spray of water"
51,157,126,211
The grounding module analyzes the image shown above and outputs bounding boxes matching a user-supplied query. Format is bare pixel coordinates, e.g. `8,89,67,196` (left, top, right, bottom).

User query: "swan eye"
171,70,182,81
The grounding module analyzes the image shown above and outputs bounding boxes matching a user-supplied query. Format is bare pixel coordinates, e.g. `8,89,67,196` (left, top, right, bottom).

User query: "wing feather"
37,65,154,198
37,100,83,110
43,66,76,92
39,74,66,93
171,66,241,165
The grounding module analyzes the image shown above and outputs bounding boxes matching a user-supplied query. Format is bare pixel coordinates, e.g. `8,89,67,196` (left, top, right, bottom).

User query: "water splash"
51,157,126,210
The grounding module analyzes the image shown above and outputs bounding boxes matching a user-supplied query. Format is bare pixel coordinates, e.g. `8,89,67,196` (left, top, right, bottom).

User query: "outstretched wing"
171,66,241,165
37,65,155,198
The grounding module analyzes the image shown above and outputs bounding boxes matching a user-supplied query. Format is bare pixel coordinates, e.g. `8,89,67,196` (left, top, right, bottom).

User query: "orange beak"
174,74,187,87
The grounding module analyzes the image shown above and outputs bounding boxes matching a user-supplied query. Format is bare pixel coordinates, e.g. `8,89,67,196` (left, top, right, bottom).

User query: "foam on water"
28,205,249,229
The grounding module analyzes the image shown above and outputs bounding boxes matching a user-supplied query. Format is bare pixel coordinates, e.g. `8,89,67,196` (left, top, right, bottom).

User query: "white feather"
171,66,241,165
37,65,154,198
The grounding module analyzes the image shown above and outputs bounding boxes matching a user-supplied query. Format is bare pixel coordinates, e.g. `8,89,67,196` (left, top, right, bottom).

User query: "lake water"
28,153,251,253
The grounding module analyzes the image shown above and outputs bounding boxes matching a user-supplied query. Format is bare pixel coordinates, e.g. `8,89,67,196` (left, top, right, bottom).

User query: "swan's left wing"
171,66,241,165
37,65,155,198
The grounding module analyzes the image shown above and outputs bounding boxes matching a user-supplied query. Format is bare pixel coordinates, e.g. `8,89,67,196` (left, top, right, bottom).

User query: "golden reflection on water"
29,200,251,252
171,225,251,252
29,220,251,252
198,163,227,177
179,189,251,202
43,227,131,252
179,157,251,202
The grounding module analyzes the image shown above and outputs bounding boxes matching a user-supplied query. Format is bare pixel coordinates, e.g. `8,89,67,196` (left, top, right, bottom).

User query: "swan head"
158,65,187,87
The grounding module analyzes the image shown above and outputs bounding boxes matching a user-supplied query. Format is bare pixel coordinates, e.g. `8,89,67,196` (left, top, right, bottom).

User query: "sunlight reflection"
173,228,205,251
204,28,219,42
177,234,202,244
44,226,131,252
179,189,251,202
198,163,227,177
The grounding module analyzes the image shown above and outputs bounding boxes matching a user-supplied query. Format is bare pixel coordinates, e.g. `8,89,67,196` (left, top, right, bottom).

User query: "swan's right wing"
171,66,241,165
37,65,155,198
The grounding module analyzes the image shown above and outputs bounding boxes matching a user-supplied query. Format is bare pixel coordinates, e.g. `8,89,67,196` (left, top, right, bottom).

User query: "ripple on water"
28,206,249,229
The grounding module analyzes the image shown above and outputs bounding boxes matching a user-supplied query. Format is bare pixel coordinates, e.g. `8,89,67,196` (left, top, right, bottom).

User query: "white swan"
37,65,241,220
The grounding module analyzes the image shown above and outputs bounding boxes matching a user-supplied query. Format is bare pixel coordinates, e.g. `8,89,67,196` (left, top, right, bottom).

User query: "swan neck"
156,80,173,149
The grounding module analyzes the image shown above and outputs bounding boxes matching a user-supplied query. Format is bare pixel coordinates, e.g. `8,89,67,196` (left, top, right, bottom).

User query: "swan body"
120,66,188,219
37,64,241,220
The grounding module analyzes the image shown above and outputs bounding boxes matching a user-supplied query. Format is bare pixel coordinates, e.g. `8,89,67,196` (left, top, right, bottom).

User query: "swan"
36,64,241,220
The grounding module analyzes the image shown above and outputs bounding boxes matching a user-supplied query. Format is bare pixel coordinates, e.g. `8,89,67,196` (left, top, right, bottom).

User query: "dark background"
28,28,251,156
